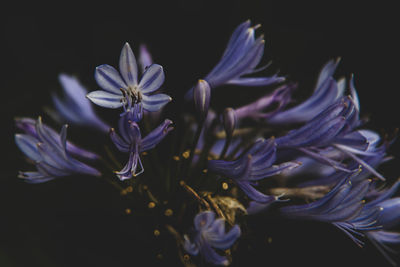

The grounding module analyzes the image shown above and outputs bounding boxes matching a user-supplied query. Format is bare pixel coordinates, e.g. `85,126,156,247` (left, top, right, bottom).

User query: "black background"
1,1,400,266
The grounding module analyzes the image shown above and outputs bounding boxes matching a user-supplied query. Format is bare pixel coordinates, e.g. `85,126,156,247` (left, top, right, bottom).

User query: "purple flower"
275,96,385,180
185,20,284,100
87,43,172,121
208,138,300,203
183,211,241,266
281,178,378,246
346,181,400,264
234,83,294,121
110,114,173,180
15,117,99,160
15,117,101,183
268,58,348,124
52,74,110,133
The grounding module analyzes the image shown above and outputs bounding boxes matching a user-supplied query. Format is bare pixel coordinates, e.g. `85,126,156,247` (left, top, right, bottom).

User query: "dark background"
1,1,400,266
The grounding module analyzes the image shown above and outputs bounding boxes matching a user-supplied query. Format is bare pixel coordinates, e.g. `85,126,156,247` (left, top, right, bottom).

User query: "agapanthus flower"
185,20,285,100
268,58,347,124
183,211,241,266
15,117,99,160
275,95,385,179
109,113,173,180
15,117,101,183
358,181,400,264
234,83,294,120
208,138,300,203
281,178,378,246
52,73,110,133
87,42,172,121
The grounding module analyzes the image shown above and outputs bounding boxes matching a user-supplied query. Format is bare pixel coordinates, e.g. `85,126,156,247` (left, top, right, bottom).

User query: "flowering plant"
14,20,400,266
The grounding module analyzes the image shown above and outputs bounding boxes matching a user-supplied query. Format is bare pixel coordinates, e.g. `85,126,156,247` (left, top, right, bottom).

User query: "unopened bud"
222,107,237,138
193,79,211,121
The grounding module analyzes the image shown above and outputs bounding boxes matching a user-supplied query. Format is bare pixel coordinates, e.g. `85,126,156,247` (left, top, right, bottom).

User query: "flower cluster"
15,20,399,266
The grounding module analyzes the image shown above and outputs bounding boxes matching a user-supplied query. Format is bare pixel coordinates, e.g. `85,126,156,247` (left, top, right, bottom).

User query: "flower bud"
222,107,237,139
193,79,211,121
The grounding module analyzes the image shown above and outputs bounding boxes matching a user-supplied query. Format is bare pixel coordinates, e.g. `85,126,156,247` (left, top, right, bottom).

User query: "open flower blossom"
208,138,300,203
185,20,285,100
15,117,101,183
52,73,110,133
87,42,172,121
13,20,400,266
183,211,241,266
110,113,173,180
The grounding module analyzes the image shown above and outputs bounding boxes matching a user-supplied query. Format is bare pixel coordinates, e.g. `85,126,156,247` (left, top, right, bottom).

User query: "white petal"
119,43,138,87
86,90,123,109
138,64,165,94
95,64,127,94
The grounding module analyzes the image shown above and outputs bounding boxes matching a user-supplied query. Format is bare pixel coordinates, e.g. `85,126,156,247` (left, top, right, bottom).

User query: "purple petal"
140,119,173,151
15,134,42,162
236,181,277,203
194,211,215,231
206,224,241,250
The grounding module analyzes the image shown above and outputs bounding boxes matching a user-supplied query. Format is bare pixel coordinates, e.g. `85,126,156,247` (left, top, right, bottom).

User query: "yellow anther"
173,156,180,161
164,209,173,216
125,208,131,215
202,169,208,173
182,150,190,159
183,254,190,261
222,182,229,190
126,186,133,193
148,202,156,209
154,229,160,236
142,151,148,156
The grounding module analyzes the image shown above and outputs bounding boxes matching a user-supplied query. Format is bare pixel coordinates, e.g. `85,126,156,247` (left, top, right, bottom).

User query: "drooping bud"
193,79,211,122
222,107,237,139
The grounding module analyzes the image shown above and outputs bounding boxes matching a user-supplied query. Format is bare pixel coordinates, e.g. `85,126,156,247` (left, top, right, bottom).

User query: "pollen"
154,229,160,236
125,208,132,214
182,150,190,159
126,186,133,193
173,155,180,161
164,209,173,216
148,202,156,208
222,182,229,190
183,254,190,261
202,169,208,173
142,151,148,156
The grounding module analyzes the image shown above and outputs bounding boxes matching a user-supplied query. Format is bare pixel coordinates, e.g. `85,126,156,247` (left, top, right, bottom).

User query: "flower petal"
119,43,138,87
86,90,123,109
138,64,165,94
141,93,172,112
95,64,127,94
